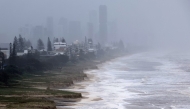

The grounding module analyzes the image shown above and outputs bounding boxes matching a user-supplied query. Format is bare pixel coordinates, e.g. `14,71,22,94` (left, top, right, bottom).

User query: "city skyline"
13,5,110,45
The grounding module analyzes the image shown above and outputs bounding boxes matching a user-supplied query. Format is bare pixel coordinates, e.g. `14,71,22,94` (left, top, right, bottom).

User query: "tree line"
0,35,63,86
0,35,126,86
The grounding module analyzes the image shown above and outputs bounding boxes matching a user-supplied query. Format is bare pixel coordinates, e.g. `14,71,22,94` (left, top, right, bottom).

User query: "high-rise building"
99,5,108,45
19,24,32,38
68,21,82,43
59,18,68,39
87,22,94,40
46,17,54,40
33,26,43,39
32,25,46,48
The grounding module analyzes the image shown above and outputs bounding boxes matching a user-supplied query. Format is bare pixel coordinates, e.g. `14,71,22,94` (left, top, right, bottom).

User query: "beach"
58,51,190,109
0,51,126,109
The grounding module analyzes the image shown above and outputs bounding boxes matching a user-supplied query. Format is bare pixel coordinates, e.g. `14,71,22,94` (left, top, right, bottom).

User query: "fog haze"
0,0,190,49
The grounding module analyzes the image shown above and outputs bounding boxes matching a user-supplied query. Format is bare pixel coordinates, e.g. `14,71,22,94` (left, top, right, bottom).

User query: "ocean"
58,51,190,109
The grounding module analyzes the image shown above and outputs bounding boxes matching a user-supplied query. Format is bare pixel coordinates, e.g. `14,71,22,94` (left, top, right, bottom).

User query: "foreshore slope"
0,52,128,109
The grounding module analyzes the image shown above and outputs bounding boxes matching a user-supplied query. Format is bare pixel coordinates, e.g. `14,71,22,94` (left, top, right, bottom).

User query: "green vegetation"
37,38,45,50
0,87,80,109
0,96,55,109
0,87,76,96
0,35,127,109
0,66,84,109
47,37,52,51
0,54,92,109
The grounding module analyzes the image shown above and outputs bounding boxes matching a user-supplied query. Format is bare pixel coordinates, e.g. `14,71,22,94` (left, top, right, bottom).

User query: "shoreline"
0,53,129,109
56,53,130,108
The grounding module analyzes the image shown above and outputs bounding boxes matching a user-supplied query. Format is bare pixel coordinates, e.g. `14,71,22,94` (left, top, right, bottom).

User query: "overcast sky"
0,0,190,49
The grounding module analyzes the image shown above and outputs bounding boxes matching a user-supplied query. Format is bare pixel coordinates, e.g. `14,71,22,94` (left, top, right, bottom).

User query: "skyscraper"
46,17,54,40
68,21,82,43
59,18,68,40
99,5,108,46
87,22,94,39
32,25,44,47
19,24,32,38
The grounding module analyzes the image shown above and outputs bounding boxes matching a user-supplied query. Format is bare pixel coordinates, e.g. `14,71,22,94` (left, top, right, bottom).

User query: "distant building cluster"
17,5,118,47
0,36,124,64
0,5,122,60
51,37,96,58
0,36,97,60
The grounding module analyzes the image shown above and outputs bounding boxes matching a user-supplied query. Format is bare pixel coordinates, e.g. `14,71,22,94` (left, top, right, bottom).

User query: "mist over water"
1,1,190,108
59,51,190,109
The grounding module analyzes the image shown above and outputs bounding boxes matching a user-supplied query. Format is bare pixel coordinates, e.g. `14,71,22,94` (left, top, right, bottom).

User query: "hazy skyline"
0,0,190,49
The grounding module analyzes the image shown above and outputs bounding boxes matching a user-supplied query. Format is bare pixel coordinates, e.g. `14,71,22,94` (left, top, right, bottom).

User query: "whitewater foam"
58,52,190,109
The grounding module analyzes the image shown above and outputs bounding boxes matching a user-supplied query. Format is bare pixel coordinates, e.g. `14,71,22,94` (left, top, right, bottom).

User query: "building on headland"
99,5,108,46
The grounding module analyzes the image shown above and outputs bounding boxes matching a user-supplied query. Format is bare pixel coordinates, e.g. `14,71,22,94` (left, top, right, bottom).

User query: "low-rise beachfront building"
53,41,67,55
87,38,96,53
17,50,29,56
0,43,10,59
0,51,5,69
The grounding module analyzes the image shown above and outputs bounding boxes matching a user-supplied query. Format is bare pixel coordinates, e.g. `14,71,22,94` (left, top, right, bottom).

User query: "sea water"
59,51,190,109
